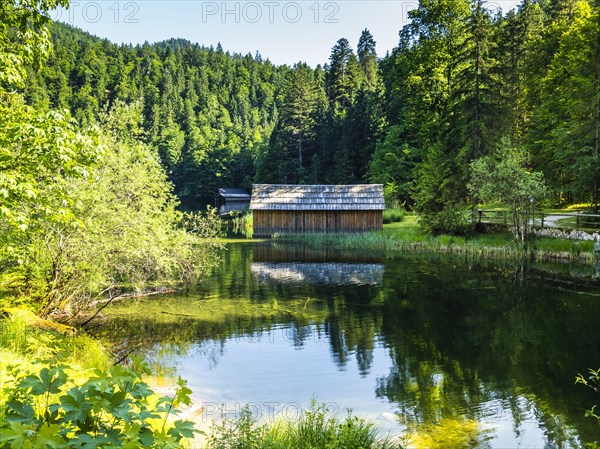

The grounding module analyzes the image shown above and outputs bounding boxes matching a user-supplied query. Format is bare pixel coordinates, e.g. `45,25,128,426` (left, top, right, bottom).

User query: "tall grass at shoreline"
0,309,110,372
274,216,596,263
206,403,400,449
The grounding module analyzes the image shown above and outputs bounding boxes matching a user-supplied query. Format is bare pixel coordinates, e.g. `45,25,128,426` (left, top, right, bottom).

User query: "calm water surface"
101,243,600,447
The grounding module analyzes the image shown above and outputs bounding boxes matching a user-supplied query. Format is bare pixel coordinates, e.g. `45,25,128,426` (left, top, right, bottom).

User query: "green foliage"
2,101,221,317
534,238,595,255
0,309,109,370
270,402,396,449
181,206,223,239
413,142,471,235
0,92,100,241
469,145,546,242
576,368,600,448
382,209,405,224
255,31,384,185
205,402,398,449
0,0,69,88
14,0,600,224
205,405,271,449
418,202,472,236
576,368,600,422
383,0,600,230
437,234,466,246
369,126,417,206
275,215,595,262
255,63,324,184
0,360,199,448
529,1,600,205
230,212,254,238
26,24,286,208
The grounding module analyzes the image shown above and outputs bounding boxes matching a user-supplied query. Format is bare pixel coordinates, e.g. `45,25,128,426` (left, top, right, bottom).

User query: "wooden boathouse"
216,188,251,217
250,184,385,237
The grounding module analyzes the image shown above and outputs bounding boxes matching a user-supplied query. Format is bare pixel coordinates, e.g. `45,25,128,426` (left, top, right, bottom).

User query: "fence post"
576,215,580,231
541,212,544,229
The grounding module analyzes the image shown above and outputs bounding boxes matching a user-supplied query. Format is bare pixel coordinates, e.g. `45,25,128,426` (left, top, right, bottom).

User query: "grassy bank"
0,308,110,373
0,308,201,448
275,215,597,263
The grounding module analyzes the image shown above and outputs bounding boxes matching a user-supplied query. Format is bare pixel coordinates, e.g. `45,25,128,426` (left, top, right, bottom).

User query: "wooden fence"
476,210,600,231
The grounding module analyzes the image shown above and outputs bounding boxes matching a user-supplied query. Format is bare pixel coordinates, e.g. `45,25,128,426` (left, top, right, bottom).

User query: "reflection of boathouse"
251,243,384,286
252,243,383,264
251,262,384,286
216,188,251,217
251,184,385,237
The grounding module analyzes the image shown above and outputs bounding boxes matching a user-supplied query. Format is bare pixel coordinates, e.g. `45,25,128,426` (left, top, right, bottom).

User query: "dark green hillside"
25,23,287,207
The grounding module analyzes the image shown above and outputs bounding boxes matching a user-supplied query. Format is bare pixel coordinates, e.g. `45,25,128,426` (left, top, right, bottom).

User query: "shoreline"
269,218,599,265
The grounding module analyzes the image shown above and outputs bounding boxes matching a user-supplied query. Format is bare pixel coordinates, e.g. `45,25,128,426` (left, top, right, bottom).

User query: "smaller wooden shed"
251,184,385,237
216,188,251,217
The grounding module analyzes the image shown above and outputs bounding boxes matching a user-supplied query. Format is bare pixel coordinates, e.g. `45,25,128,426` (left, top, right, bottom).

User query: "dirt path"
542,214,573,228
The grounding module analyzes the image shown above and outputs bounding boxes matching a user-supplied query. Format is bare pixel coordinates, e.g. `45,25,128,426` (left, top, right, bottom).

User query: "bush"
383,209,405,224
1,103,222,319
418,203,472,235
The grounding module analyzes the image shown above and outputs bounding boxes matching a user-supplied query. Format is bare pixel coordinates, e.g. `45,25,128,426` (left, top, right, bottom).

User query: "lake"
98,242,600,447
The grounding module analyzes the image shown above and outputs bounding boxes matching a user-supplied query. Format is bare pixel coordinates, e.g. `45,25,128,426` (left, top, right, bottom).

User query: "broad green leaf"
33,423,65,448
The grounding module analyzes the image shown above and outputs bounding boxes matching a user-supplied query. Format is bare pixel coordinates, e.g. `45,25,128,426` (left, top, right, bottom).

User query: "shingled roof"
218,188,251,200
250,184,385,211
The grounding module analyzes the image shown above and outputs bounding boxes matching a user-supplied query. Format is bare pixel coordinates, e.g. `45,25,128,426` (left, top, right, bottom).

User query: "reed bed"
274,223,596,264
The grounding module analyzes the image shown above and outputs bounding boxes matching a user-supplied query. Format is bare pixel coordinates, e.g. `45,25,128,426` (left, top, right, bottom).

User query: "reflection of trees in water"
373,259,600,446
99,243,600,446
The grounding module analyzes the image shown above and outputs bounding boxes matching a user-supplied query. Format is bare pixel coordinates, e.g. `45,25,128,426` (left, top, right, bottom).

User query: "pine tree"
530,0,600,205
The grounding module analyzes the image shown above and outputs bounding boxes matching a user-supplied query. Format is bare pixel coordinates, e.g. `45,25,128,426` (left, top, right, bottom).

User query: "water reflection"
97,243,600,448
251,262,384,286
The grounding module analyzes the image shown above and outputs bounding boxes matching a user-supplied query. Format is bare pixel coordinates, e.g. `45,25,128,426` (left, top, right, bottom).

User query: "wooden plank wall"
253,210,383,237
253,243,383,263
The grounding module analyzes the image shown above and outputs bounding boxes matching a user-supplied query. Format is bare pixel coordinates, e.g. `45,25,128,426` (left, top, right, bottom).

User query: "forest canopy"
3,0,599,240
19,0,600,226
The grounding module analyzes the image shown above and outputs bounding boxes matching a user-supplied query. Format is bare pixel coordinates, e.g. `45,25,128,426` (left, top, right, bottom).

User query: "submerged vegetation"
406,419,484,449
